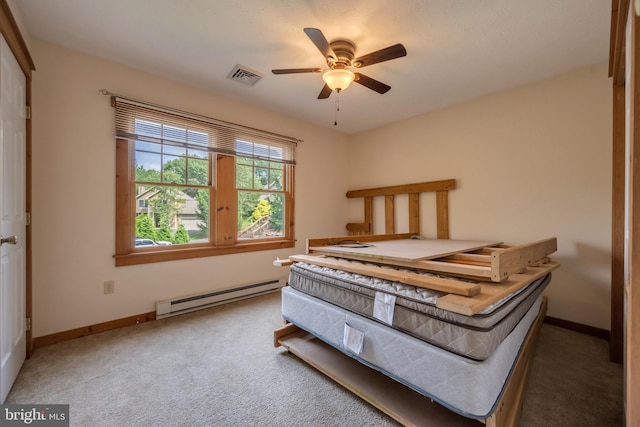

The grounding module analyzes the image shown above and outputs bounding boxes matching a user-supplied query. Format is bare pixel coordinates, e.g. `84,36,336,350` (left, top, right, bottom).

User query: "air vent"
227,65,263,86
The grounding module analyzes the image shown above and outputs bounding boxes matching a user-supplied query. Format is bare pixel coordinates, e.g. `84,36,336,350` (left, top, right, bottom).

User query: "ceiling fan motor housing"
328,39,356,68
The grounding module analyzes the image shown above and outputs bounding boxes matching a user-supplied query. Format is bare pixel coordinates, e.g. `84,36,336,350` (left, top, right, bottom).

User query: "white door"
0,33,26,404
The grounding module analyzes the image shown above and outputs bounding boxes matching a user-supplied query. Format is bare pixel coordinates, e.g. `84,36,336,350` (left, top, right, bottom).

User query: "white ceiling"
14,0,611,134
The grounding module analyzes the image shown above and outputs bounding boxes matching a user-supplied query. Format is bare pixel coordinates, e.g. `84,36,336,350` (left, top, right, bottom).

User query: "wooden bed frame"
274,179,556,426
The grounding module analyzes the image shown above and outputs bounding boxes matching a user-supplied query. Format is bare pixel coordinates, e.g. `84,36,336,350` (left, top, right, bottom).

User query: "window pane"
187,158,209,185
255,167,268,189
163,155,186,184
255,159,268,168
236,163,253,189
237,191,284,239
163,143,186,157
236,155,252,166
135,184,210,246
136,140,161,153
269,168,283,190
188,147,208,159
135,151,162,182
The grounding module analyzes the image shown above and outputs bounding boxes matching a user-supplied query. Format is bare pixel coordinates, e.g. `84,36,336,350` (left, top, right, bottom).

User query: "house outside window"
112,96,297,266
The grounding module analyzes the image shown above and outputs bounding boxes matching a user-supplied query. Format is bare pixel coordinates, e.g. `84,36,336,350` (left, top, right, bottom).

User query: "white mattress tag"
343,323,365,354
373,292,396,325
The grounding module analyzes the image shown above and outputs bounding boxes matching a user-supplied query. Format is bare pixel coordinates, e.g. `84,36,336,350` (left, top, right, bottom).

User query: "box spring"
281,285,543,419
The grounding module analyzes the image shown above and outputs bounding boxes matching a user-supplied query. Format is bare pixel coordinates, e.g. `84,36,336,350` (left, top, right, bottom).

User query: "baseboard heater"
155,278,284,319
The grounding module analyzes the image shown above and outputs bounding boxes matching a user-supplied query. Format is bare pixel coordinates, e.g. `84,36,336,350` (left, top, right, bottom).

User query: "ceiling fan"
272,28,407,99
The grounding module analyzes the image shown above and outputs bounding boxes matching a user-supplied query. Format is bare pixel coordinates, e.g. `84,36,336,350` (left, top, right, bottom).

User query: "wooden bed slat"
408,193,420,235
436,261,559,315
306,250,497,281
385,194,395,234
490,237,558,282
436,190,450,239
289,254,482,297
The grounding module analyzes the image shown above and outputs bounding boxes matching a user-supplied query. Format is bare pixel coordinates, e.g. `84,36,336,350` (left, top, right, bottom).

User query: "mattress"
281,285,543,419
288,260,551,360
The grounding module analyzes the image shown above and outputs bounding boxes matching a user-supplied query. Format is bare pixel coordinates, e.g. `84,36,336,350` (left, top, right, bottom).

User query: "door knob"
1,235,17,245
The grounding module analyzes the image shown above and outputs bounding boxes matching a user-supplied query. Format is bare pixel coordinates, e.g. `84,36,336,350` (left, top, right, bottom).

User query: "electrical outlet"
104,280,115,295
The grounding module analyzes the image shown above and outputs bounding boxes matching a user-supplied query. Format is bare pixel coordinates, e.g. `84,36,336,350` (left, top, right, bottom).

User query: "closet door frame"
0,0,35,355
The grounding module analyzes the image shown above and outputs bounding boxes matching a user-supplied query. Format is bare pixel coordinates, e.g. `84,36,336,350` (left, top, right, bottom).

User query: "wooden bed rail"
345,179,456,238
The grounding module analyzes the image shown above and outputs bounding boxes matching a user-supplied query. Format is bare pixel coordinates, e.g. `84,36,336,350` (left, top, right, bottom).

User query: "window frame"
112,98,297,267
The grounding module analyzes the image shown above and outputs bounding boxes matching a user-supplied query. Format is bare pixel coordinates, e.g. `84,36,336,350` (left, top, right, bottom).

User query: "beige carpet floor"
5,291,623,426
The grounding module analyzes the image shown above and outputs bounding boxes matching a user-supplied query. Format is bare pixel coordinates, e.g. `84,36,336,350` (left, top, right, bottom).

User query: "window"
112,96,297,266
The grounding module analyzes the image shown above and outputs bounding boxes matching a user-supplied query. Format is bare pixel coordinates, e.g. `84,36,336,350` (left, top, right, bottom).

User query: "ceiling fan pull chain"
334,90,340,126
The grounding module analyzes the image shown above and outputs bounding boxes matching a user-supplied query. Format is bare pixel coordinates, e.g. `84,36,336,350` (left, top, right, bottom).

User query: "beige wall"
31,40,350,337
349,62,612,330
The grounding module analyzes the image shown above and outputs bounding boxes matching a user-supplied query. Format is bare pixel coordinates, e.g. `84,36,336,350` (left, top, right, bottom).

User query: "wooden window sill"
114,239,296,266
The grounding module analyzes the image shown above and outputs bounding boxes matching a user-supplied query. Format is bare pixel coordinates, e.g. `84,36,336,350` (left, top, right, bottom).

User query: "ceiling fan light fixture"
323,69,355,91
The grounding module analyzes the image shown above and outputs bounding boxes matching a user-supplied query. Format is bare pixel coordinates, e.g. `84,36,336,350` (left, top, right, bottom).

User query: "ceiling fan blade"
317,84,332,99
352,44,407,68
303,28,336,61
354,73,391,94
272,68,323,74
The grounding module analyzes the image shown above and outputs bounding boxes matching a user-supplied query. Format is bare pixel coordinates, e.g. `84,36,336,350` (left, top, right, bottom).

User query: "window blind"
112,96,298,165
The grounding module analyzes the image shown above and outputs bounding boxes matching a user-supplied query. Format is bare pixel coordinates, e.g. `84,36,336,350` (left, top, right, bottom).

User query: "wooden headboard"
345,179,456,239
